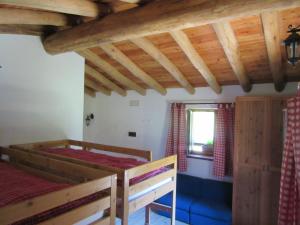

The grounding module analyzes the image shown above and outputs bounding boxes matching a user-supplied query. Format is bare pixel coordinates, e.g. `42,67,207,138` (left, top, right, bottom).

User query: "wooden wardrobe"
233,96,287,225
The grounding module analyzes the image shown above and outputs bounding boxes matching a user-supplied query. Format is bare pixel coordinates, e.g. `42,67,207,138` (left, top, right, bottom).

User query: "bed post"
110,174,117,225
171,157,177,225
121,171,129,225
145,205,151,225
148,151,153,161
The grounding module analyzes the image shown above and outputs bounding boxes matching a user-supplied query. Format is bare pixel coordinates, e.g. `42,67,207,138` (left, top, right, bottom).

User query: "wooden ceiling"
1,0,300,97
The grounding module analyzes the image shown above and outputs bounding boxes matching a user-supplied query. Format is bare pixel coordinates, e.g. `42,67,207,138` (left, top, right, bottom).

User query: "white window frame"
186,104,217,160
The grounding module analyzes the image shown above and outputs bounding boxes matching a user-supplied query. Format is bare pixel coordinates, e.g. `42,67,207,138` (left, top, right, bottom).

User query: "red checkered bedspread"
0,161,104,225
45,148,165,185
0,161,70,207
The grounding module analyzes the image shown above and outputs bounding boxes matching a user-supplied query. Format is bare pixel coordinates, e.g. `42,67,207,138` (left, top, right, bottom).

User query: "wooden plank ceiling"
1,0,300,97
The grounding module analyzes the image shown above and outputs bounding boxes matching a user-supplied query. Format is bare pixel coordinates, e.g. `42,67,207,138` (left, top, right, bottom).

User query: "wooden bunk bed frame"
0,146,117,225
11,139,177,225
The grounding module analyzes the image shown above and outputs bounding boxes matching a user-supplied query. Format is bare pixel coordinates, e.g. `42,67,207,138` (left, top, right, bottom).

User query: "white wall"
84,82,298,181
0,34,85,146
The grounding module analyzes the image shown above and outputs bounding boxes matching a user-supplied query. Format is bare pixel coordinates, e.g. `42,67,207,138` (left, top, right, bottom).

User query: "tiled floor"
115,208,187,225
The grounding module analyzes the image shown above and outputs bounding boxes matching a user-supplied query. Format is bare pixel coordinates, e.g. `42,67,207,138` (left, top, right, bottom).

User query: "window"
187,107,216,159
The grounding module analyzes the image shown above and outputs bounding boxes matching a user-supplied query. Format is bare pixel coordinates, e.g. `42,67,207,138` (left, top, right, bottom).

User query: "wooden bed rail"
127,155,177,179
10,139,70,150
1,147,112,183
0,146,117,225
9,146,126,177
11,139,152,161
129,168,176,197
70,140,152,161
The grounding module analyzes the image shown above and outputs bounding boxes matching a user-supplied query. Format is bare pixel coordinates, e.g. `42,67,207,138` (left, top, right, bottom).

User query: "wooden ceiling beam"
170,30,221,94
0,24,44,36
84,86,96,98
42,0,300,54
213,22,252,92
261,11,285,92
85,79,111,96
100,43,167,95
0,0,109,17
131,37,195,94
79,49,146,95
0,8,69,26
85,64,127,96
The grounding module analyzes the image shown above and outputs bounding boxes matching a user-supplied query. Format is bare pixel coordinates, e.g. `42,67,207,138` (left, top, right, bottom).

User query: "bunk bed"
0,146,116,225
11,139,177,225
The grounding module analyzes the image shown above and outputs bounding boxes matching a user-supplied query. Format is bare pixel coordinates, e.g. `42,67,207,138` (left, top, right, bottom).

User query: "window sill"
187,154,213,161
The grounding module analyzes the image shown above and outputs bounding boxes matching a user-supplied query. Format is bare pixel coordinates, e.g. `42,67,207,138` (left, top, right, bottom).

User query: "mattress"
45,148,166,185
0,161,105,225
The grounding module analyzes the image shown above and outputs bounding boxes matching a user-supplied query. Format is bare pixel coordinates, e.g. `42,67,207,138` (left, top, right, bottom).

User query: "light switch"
128,132,137,137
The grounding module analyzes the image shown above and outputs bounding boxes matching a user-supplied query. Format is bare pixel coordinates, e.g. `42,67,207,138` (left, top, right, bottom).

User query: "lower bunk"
0,146,116,225
11,139,177,225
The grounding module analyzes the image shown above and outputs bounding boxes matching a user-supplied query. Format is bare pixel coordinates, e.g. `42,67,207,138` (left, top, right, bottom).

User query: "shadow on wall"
0,109,68,146
0,85,69,146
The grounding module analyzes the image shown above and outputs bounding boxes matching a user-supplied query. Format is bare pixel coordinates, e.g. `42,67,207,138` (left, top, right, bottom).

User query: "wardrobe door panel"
260,170,281,225
234,166,261,225
234,97,268,225
260,97,286,225
269,98,285,169
235,98,266,166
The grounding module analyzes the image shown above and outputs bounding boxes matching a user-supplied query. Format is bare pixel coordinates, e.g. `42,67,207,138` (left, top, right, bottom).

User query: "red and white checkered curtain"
165,103,187,172
278,96,300,225
213,103,234,178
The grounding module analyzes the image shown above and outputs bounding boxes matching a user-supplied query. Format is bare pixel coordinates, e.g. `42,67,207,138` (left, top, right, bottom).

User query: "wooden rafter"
170,30,221,94
107,1,138,13
85,86,96,97
100,43,167,95
85,64,127,96
131,37,195,94
0,8,69,26
85,78,111,96
79,49,146,95
0,0,110,17
42,0,300,54
261,11,285,91
118,0,140,3
213,22,252,92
